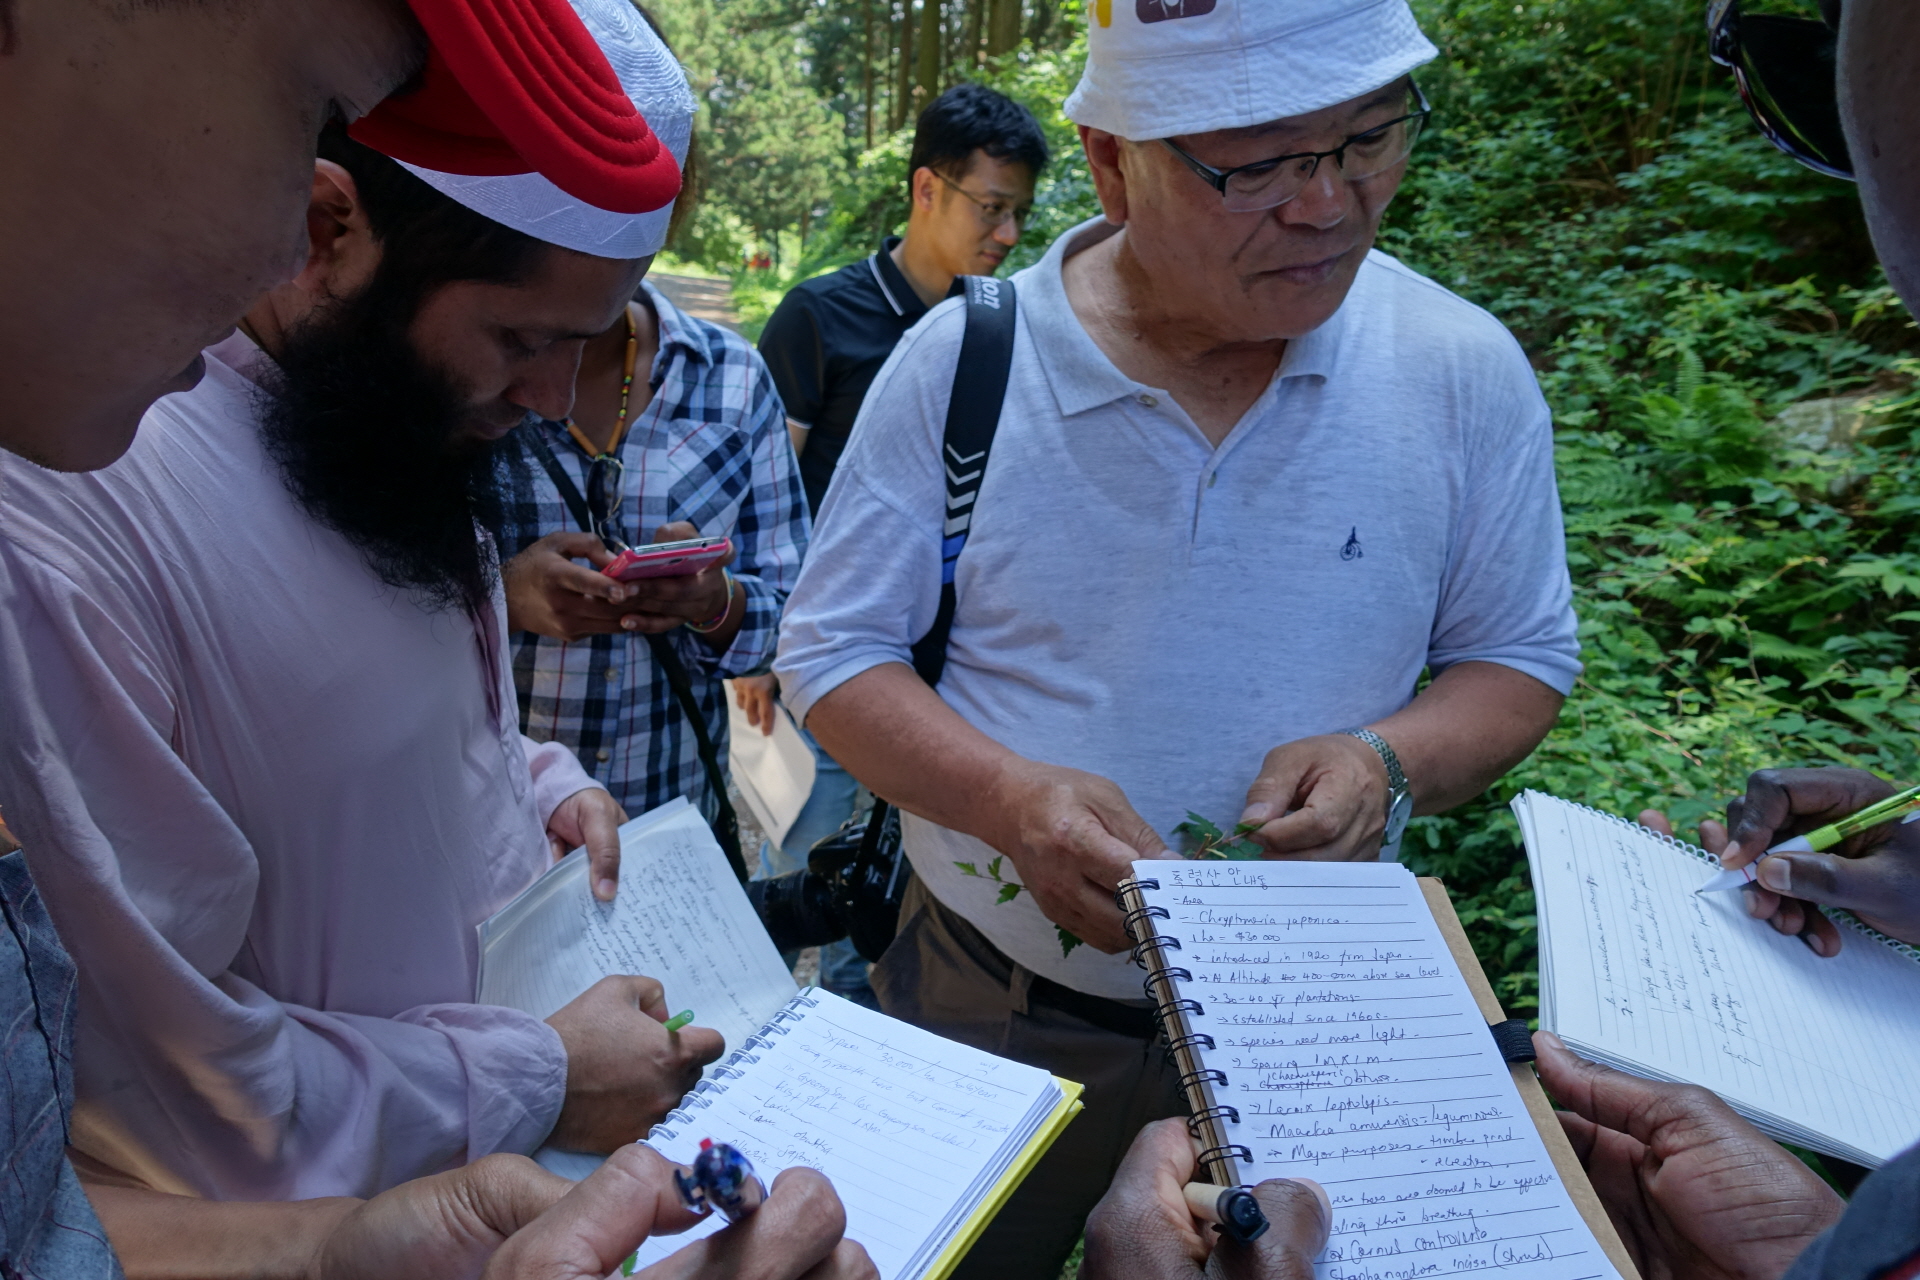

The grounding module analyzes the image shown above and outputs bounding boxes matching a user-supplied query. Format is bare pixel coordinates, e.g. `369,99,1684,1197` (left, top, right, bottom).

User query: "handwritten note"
1136,861,1621,1280
632,990,1062,1280
1517,791,1920,1166
477,796,797,1058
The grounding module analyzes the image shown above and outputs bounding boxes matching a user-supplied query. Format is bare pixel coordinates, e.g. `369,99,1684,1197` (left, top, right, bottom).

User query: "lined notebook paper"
1133,860,1624,1280
477,797,798,1047
476,799,800,1177
630,989,1077,1280
1516,790,1920,1166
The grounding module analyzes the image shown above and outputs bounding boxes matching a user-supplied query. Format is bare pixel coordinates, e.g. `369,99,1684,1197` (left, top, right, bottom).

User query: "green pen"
663,1009,695,1033
1768,780,1920,853
1698,780,1920,893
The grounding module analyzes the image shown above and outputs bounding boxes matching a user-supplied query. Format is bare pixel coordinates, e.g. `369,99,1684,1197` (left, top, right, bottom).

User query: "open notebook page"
1516,791,1920,1166
632,990,1061,1280
1134,860,1622,1280
478,797,796,1042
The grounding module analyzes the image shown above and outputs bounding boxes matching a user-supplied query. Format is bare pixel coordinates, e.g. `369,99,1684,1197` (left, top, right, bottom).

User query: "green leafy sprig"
1173,812,1265,860
956,856,1083,957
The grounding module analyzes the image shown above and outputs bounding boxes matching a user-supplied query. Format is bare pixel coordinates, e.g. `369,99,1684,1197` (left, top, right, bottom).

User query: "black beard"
255,284,515,617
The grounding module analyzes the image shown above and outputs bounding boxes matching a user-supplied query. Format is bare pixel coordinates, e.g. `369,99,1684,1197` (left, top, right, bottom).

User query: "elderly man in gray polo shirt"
774,2,1580,1274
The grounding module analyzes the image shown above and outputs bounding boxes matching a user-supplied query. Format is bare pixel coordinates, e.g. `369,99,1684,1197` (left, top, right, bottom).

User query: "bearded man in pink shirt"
0,0,749,1206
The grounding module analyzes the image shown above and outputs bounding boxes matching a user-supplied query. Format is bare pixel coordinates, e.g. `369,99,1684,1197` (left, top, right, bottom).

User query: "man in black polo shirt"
739,83,1049,1005
759,83,1050,514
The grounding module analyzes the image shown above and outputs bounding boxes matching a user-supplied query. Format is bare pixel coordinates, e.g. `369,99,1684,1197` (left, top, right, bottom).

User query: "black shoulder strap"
517,428,748,882
908,276,1018,687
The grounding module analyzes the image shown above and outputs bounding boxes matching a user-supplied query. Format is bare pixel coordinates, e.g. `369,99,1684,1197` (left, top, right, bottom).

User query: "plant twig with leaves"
1174,812,1265,860
956,856,1084,957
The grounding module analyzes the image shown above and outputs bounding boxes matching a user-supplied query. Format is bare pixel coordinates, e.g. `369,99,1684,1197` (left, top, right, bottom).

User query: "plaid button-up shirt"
498,283,809,821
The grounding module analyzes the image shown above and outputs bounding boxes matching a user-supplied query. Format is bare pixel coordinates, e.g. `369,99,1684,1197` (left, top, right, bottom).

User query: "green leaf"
986,856,1005,881
1174,811,1224,841
1233,821,1264,835
954,862,979,878
996,883,1024,904
1056,926,1083,958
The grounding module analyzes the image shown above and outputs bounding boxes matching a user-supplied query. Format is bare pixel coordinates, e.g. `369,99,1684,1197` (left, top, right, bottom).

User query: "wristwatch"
1341,727,1414,858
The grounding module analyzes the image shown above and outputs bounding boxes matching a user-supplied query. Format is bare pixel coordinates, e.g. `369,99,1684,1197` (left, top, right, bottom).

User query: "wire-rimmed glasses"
1161,81,1432,213
933,169,1033,230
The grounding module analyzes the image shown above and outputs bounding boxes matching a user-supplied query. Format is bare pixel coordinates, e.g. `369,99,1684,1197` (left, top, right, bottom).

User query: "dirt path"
648,272,740,333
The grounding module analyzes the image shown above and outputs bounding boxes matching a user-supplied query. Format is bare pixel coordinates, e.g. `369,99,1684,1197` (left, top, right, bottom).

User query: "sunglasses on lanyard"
1708,0,1852,180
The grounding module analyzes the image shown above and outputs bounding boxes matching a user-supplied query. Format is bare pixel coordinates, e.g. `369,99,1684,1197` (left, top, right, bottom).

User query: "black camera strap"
867,275,1019,836
519,427,748,882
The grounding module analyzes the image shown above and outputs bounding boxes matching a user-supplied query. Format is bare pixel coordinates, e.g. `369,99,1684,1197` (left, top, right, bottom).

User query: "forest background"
645,0,1920,1020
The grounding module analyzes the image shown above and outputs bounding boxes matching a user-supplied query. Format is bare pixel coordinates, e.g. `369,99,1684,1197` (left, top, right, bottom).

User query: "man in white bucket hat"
0,0,752,1205
776,0,1581,1272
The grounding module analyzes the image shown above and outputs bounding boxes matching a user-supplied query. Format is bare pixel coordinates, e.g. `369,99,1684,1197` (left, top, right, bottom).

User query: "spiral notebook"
626,988,1082,1280
1515,789,1920,1167
1118,858,1635,1280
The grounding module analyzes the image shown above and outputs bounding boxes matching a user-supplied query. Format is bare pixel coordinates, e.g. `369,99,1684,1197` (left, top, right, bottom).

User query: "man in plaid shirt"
499,278,808,838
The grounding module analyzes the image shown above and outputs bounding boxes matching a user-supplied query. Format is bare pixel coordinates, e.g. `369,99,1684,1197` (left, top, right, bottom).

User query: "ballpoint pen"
1697,781,1920,893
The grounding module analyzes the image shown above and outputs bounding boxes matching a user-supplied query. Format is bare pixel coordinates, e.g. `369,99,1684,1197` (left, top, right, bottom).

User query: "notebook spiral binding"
1520,791,1920,965
1114,876,1253,1189
650,989,823,1138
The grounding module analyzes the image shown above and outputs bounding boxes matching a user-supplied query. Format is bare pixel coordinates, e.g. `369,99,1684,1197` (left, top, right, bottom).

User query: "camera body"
743,804,910,962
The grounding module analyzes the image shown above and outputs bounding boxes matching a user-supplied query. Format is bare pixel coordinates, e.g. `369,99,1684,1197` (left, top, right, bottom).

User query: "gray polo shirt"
775,216,1580,998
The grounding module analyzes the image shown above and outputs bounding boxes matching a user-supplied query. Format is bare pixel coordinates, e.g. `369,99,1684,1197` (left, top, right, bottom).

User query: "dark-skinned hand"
1535,1031,1842,1280
1082,1119,1330,1280
1639,765,1920,956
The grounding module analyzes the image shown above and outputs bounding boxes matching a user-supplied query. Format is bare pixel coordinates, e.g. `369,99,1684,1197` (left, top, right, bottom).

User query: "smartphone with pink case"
603,535,733,581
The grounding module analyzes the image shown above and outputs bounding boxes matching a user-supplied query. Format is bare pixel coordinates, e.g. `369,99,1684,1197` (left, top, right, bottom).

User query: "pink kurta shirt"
0,333,598,1199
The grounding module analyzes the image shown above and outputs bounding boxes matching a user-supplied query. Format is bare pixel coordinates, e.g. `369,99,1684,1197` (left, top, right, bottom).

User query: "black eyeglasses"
1708,0,1853,180
1162,82,1432,213
586,454,629,552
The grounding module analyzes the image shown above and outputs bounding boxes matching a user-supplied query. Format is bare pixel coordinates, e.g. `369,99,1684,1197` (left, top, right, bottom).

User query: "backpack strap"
908,275,1018,686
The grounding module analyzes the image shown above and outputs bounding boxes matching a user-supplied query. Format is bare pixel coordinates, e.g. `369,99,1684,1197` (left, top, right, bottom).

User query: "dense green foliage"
672,0,1920,1015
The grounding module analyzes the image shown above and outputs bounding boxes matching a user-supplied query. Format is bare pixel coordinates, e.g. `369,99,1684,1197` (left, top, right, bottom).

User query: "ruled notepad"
1516,790,1920,1166
1132,860,1623,1280
628,989,1078,1280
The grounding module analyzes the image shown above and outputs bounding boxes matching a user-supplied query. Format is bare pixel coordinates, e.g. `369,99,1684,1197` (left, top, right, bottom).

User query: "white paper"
631,990,1061,1280
1136,860,1621,1280
725,681,816,851
477,798,799,1174
1517,790,1920,1165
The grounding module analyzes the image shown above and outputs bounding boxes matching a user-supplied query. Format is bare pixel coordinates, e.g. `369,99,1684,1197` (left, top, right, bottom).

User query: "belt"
1026,972,1159,1040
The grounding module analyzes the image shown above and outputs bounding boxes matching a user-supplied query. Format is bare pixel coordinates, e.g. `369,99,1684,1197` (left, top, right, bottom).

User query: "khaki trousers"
871,878,1183,1280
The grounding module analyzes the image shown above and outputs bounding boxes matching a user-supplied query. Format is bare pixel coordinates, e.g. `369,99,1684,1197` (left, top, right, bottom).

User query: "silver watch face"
1385,789,1415,844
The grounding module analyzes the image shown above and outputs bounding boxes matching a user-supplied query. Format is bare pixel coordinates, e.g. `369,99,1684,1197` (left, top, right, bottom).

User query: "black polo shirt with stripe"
757,237,930,515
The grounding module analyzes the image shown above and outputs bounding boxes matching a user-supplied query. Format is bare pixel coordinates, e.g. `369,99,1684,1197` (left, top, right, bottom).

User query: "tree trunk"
963,0,985,75
987,0,1020,57
863,0,875,149
915,0,941,114
894,0,916,130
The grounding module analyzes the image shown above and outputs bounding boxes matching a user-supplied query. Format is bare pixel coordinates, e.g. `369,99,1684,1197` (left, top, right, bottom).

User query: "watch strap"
1340,727,1408,796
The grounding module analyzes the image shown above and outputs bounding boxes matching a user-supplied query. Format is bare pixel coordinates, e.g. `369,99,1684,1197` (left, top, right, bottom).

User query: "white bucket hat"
1065,0,1438,141
399,0,697,259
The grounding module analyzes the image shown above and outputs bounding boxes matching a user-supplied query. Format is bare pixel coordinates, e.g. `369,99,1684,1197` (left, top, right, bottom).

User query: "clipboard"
1419,877,1641,1280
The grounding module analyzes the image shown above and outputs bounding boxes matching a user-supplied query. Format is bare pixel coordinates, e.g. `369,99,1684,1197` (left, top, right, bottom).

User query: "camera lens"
745,870,849,952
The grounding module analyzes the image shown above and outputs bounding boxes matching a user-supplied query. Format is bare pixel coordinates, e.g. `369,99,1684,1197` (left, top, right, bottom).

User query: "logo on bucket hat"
1138,0,1217,20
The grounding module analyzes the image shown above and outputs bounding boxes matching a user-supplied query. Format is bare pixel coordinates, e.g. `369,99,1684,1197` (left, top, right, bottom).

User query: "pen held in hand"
1696,782,1920,894
662,1009,695,1033
1182,1181,1270,1244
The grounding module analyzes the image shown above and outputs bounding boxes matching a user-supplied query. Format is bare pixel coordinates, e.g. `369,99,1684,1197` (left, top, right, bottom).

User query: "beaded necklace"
564,302,641,459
